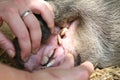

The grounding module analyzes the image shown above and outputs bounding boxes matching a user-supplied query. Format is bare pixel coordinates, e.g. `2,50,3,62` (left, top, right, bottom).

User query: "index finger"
29,1,55,33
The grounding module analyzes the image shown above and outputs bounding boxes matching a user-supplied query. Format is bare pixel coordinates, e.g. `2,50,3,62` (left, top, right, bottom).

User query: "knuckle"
18,33,29,41
0,38,7,46
0,37,12,50
39,3,48,12
14,0,24,5
4,6,18,15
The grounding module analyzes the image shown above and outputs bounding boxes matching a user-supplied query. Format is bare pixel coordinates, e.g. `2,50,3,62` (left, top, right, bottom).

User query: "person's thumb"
58,53,74,69
64,61,94,80
58,61,94,80
79,61,94,74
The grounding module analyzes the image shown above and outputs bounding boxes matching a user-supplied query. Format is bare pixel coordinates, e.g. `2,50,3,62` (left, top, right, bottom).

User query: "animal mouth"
24,20,79,71
39,27,69,69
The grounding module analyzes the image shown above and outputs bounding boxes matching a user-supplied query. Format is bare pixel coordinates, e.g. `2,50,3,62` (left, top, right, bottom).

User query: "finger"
17,0,41,53
0,31,15,58
39,5,54,33
59,53,74,69
22,12,41,54
42,1,54,19
3,9,31,61
67,68,91,80
65,61,94,80
30,1,55,33
45,62,93,80
59,61,94,80
79,61,94,74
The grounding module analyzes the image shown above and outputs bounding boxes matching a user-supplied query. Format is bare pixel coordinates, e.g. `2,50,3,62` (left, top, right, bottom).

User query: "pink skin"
24,20,79,71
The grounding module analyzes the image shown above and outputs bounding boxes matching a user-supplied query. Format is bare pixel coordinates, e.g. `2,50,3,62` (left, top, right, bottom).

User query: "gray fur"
49,0,120,68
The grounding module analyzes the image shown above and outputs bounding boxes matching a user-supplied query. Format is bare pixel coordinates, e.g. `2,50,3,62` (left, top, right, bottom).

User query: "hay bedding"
90,66,120,80
0,23,120,80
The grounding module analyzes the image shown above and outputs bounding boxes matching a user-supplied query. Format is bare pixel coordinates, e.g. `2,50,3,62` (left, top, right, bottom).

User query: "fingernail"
7,49,15,58
41,56,49,65
32,48,39,54
46,60,55,67
22,56,29,62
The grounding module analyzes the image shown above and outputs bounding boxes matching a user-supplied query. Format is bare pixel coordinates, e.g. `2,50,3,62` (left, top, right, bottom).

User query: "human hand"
32,53,94,80
0,0,54,61
0,53,94,80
